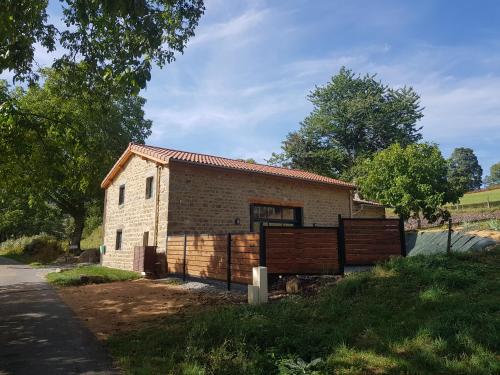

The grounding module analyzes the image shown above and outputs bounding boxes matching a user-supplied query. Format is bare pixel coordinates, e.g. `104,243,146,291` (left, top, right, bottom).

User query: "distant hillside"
459,187,500,205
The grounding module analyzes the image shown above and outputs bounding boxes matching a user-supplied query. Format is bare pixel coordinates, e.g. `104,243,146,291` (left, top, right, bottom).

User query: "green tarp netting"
406,231,496,256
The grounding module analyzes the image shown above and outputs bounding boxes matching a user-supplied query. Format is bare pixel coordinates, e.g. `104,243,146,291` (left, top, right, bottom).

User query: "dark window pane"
119,185,125,205
268,206,282,220
116,230,122,250
253,206,266,219
250,204,303,232
282,208,294,220
145,177,153,199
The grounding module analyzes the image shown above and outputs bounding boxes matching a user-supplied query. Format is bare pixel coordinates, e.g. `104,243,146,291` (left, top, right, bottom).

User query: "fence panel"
342,218,403,265
265,227,340,274
166,233,259,285
230,233,260,284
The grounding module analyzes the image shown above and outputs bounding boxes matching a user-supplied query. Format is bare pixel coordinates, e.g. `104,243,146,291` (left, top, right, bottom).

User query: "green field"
458,188,500,205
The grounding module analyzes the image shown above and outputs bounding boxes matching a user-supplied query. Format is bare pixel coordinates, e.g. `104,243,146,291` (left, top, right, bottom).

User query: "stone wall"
167,161,352,234
101,155,169,270
352,202,386,218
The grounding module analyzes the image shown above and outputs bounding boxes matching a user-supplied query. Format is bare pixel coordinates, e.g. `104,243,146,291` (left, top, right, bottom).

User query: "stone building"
352,195,386,218
100,143,356,270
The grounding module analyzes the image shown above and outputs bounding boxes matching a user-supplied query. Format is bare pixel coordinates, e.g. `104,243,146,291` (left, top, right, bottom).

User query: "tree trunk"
70,213,85,254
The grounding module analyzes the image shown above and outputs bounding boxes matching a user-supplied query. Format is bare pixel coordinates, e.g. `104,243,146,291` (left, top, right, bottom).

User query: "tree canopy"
0,0,205,92
355,143,461,225
268,67,423,179
447,147,483,192
0,67,152,249
485,162,500,187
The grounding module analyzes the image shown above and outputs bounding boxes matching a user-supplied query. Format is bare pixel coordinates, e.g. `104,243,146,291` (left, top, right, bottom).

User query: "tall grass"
0,234,66,264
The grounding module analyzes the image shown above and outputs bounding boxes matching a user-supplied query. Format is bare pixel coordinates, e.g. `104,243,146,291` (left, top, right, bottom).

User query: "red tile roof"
101,143,356,189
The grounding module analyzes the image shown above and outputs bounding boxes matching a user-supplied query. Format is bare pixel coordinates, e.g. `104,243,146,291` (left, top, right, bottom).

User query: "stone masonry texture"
167,161,351,234
102,157,352,270
102,155,169,270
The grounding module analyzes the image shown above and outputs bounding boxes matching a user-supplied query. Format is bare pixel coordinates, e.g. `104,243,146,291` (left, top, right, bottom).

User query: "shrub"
0,234,65,264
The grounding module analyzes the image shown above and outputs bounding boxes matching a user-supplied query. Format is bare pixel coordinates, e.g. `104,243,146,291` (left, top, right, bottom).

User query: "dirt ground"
57,279,245,340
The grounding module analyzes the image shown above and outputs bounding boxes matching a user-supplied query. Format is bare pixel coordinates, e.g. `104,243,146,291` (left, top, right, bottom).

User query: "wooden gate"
133,245,157,273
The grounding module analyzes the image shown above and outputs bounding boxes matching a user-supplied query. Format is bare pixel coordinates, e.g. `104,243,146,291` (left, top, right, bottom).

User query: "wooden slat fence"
264,227,340,274
342,218,405,266
166,217,406,285
166,233,259,286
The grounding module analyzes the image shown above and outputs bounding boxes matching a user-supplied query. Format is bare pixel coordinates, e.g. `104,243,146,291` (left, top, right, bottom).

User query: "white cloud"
189,8,269,46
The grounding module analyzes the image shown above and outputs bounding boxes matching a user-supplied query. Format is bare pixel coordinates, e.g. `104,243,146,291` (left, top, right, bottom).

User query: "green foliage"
0,1,56,82
0,233,65,264
448,147,483,192
0,67,152,249
81,225,103,250
488,219,500,231
106,248,500,374
0,191,65,242
485,162,500,186
46,265,140,286
237,158,257,164
355,143,461,222
269,67,423,179
0,0,205,92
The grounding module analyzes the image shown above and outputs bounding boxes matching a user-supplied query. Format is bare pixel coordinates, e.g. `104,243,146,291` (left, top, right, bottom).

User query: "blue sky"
5,0,500,176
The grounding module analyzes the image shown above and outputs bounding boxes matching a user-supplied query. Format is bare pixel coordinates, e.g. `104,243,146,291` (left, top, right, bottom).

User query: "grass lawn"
458,187,500,205
46,265,140,287
107,248,500,375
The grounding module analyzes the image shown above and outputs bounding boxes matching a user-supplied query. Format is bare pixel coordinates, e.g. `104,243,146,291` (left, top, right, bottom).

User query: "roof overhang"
100,144,168,189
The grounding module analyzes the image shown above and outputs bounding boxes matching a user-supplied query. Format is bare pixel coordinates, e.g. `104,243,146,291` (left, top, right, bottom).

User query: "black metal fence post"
446,218,452,255
399,215,407,257
182,232,187,281
259,222,266,266
227,233,232,291
337,214,345,275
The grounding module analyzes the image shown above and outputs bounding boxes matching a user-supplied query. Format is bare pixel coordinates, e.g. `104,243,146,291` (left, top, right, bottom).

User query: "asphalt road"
0,257,117,375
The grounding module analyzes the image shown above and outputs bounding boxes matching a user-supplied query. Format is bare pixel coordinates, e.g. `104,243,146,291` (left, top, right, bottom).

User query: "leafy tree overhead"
355,143,462,227
268,67,424,179
0,0,205,92
485,162,500,187
0,67,152,250
447,147,483,192
0,187,64,242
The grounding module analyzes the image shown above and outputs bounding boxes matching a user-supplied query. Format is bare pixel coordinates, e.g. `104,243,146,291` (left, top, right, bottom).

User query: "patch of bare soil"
464,230,500,242
268,275,341,300
57,279,244,340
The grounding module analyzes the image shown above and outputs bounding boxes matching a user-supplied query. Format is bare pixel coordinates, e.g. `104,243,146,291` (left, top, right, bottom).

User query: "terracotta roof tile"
101,143,355,189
